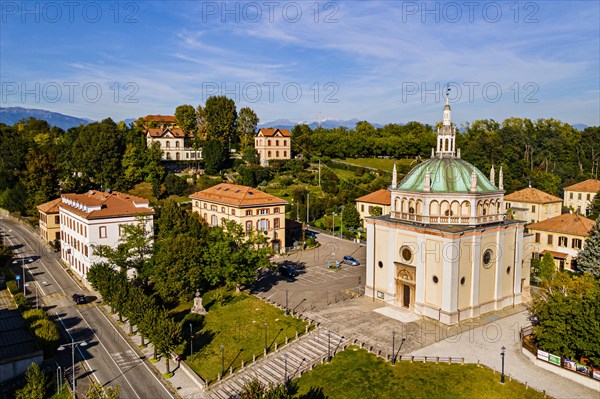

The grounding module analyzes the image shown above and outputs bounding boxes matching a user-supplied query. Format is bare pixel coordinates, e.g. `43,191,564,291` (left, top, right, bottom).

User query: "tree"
577,220,600,277
529,272,600,366
369,206,383,216
537,252,556,280
84,382,121,399
204,96,237,145
203,139,228,174
152,312,182,374
588,191,600,220
163,173,188,197
175,104,197,135
341,204,361,230
237,107,259,151
15,362,46,399
242,147,259,165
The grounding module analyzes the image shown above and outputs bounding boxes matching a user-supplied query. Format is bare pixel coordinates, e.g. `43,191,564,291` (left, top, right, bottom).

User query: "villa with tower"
365,98,531,325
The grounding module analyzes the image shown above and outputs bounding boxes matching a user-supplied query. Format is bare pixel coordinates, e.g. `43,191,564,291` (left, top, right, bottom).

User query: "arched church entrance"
395,264,415,311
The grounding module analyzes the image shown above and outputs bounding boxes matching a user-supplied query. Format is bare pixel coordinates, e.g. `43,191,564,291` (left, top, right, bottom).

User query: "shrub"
31,319,60,354
23,309,46,324
13,293,30,309
7,280,19,295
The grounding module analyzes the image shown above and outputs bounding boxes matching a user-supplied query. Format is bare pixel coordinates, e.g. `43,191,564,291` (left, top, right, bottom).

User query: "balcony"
390,212,503,225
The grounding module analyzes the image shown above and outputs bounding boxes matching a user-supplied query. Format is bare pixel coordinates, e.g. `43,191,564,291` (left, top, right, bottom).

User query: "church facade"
365,99,530,325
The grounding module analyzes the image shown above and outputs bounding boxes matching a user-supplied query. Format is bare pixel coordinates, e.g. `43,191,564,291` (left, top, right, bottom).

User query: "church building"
365,98,530,325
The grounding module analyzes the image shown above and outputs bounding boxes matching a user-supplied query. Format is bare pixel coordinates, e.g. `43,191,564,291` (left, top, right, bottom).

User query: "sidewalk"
409,311,599,399
100,306,208,399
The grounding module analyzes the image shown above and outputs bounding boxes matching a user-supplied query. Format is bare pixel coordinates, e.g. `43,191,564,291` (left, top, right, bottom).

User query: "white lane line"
74,307,143,399
92,307,176,399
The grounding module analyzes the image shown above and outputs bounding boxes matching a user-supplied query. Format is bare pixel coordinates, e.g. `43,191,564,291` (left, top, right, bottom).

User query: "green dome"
396,157,498,193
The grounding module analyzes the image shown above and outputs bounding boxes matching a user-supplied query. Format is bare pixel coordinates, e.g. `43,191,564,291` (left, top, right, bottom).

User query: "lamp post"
285,289,289,316
56,366,62,394
22,256,26,295
392,330,396,365
340,206,344,239
332,213,337,236
327,330,331,362
500,346,506,384
58,338,87,395
189,323,193,360
264,323,268,353
284,353,288,385
220,344,225,376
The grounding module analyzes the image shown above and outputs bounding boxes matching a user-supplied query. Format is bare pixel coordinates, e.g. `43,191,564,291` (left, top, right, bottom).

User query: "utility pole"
318,160,321,187
306,193,310,224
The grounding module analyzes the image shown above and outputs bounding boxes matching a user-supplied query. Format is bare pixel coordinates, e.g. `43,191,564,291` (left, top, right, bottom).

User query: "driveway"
253,232,366,312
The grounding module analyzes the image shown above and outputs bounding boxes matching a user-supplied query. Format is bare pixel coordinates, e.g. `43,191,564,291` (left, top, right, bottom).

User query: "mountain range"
0,107,590,132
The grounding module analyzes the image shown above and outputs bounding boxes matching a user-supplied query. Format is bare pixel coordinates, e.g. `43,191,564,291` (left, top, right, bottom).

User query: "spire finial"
499,166,504,190
392,163,397,188
490,164,495,186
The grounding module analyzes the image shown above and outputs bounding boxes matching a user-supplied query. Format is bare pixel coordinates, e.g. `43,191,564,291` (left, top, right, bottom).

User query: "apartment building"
355,189,391,227
190,183,287,253
504,187,562,224
563,179,600,216
527,213,595,271
37,198,62,245
59,191,154,281
255,128,291,166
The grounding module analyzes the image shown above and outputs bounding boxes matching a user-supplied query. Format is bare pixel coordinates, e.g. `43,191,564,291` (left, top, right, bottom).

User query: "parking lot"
252,232,366,312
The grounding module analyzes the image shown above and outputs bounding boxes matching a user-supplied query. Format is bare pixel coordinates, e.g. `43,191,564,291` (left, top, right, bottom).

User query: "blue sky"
1,1,599,126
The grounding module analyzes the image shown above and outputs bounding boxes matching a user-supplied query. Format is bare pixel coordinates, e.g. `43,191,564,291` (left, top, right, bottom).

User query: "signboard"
548,354,561,366
15,275,21,280
537,350,549,362
592,369,600,381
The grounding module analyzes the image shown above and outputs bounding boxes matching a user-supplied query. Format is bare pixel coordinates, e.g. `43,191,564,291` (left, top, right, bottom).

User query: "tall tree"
152,313,182,374
15,362,46,399
175,104,197,135
203,139,228,174
588,191,600,220
84,382,121,399
341,203,361,229
204,96,237,145
237,107,259,151
577,220,600,277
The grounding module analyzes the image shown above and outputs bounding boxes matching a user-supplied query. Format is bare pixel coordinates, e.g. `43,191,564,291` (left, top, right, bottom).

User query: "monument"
191,290,207,315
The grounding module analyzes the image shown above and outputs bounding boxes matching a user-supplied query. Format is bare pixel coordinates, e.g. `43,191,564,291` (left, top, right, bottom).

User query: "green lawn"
335,158,415,172
294,347,546,399
184,291,308,383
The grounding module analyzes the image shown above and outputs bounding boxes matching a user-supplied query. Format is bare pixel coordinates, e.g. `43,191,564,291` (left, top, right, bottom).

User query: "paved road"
1,218,177,399
253,233,366,312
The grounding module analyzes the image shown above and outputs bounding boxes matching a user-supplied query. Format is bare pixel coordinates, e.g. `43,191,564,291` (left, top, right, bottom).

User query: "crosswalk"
112,350,141,369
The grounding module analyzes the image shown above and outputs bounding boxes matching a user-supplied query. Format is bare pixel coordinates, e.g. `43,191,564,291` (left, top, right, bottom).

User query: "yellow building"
355,188,391,227
504,187,562,224
37,198,62,245
142,115,201,161
366,98,529,325
190,183,287,253
255,128,291,166
527,213,595,271
563,179,600,216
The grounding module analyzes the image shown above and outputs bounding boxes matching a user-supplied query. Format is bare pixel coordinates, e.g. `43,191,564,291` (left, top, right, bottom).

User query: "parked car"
342,255,360,266
279,265,299,278
305,230,317,238
72,294,87,304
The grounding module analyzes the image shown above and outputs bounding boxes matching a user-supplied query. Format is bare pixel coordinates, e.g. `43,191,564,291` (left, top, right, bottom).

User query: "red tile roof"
59,191,153,220
190,183,287,207
143,115,176,123
257,128,291,137
504,187,562,203
146,127,189,138
564,179,600,193
37,198,62,214
355,189,391,206
542,250,569,259
528,213,595,237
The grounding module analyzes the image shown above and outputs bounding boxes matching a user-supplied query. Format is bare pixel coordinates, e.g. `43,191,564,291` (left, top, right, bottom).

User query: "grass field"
183,291,308,383
294,347,546,399
334,158,416,172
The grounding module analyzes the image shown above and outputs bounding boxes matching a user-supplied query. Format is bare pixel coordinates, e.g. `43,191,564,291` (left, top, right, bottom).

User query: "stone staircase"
209,328,348,399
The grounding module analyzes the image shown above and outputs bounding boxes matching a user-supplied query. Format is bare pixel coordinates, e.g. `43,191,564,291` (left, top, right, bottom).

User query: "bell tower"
435,90,457,158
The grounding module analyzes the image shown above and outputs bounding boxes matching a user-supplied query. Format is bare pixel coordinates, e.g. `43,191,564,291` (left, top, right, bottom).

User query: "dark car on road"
342,255,360,266
72,294,87,304
279,265,299,278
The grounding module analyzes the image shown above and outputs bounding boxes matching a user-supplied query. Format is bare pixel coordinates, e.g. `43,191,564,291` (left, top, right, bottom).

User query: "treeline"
292,118,600,195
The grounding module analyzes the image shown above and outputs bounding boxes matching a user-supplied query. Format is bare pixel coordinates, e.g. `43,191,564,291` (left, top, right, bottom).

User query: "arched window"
166,141,170,148
268,140,272,146
176,153,180,160
268,151,272,157
276,140,279,146
283,151,287,157
276,151,279,157
211,215,218,226
166,152,171,160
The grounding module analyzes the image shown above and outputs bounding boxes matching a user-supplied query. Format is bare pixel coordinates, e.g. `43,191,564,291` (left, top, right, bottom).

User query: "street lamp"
500,346,506,384
284,353,288,385
189,323,193,360
285,289,289,316
332,213,337,236
264,323,268,353
340,206,344,239
58,338,87,395
327,330,331,362
392,330,396,365
220,344,225,376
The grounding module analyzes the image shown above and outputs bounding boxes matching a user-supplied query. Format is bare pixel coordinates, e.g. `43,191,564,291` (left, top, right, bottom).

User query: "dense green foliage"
530,272,600,366
22,308,60,355
577,220,600,277
15,362,47,399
